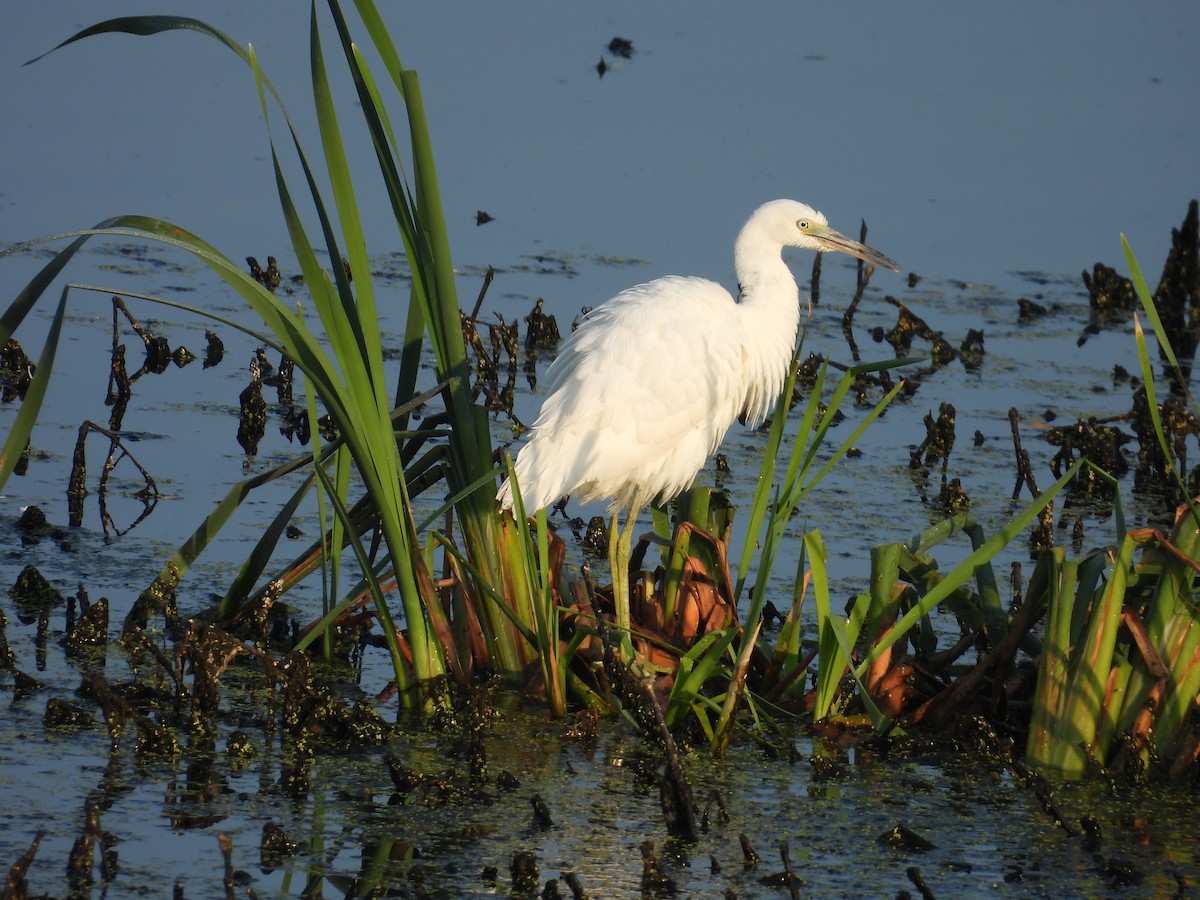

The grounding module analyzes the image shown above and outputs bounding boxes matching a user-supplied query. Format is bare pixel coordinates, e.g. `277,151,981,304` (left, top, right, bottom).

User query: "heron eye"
797,219,810,230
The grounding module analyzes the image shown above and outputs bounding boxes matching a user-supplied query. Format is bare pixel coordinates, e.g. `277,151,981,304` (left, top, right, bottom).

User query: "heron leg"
609,513,629,635
609,502,642,639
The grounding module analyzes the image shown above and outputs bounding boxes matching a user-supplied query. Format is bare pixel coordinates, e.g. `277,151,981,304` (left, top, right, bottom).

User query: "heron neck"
733,233,801,424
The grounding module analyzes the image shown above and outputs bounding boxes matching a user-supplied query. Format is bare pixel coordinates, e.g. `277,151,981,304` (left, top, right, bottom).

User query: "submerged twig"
840,219,877,362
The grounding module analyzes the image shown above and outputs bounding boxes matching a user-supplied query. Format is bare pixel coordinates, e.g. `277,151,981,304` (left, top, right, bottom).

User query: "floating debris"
44,697,92,730
884,296,957,366
269,354,294,404
246,254,282,290
1017,297,1048,321
67,799,112,895
758,841,803,895
217,833,237,898
529,794,554,830
939,476,971,514
1081,261,1137,325
738,833,760,866
1081,813,1103,853
1130,388,1200,508
809,753,849,782
3,831,42,897
910,401,956,472
64,594,108,658
524,298,561,350
475,209,494,226
1096,857,1144,889
259,822,300,872
0,610,20,674
608,36,634,58
203,330,225,368
10,564,65,624
509,850,539,893
639,841,676,893
877,823,935,852
1079,200,1198,371
237,356,267,456
226,730,255,764
570,305,592,331
562,872,589,899
1046,417,1131,494
906,866,936,900
278,405,310,445
959,328,985,370
1150,199,1199,388
0,338,33,401
15,505,66,544
794,351,825,387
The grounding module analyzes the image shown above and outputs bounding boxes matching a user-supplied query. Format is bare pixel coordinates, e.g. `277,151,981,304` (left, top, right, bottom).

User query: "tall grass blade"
1123,234,1186,381
664,626,739,729
1025,549,1074,768
1052,536,1131,773
0,288,67,489
808,530,888,728
312,463,419,700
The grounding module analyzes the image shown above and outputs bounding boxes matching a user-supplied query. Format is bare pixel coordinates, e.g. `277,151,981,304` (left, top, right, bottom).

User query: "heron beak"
813,225,900,272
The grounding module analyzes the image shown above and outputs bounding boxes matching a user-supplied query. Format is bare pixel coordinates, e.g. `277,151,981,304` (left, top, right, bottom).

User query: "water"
5,693,1200,896
4,3,1197,286
2,2,1199,896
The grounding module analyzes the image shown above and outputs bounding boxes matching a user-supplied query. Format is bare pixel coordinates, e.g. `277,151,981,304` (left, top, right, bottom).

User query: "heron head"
758,199,900,272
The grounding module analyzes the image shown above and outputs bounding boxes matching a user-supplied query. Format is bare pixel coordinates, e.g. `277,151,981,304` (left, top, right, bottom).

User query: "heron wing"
515,276,745,509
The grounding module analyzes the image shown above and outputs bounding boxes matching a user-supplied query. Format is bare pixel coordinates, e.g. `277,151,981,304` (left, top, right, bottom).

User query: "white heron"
497,199,899,635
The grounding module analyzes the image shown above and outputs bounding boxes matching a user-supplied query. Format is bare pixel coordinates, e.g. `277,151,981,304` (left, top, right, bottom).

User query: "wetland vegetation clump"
3,0,1200,893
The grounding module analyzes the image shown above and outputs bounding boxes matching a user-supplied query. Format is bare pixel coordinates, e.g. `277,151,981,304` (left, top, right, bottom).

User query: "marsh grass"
650,303,919,748
3,2,553,707
662,321,1084,748
12,1,1195,782
8,2,837,733
1024,239,1200,777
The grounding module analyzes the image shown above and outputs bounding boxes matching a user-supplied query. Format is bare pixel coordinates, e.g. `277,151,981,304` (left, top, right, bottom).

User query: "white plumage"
503,276,744,513
496,199,898,629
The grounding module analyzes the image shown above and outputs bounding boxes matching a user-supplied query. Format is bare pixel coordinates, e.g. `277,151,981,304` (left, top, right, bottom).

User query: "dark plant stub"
64,595,107,657
259,822,300,872
246,255,281,291
10,564,64,622
1151,199,1199,389
509,850,539,893
523,298,561,350
44,697,93,730
0,337,34,401
203,329,225,368
1017,297,1048,321
237,361,267,455
877,824,935,852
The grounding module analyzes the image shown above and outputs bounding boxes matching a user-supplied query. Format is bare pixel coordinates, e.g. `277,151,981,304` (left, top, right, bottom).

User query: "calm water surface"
2,3,1199,896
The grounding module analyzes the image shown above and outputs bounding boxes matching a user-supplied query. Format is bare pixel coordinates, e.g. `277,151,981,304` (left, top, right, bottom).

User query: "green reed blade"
312,463,418,693
808,530,889,728
857,460,1083,678
0,287,67,490
1025,549,1072,768
664,626,739,729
